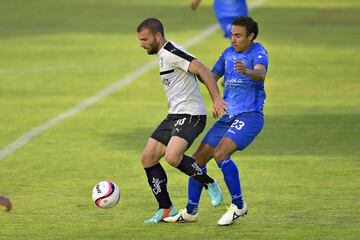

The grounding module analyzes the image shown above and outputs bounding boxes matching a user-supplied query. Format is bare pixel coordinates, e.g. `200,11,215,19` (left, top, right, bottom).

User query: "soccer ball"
92,181,120,208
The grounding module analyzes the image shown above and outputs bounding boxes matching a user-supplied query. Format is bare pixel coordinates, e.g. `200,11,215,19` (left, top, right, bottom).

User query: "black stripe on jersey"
164,42,195,62
160,69,175,75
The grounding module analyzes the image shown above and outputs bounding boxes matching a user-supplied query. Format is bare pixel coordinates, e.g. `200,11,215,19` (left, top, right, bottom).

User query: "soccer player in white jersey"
137,18,227,223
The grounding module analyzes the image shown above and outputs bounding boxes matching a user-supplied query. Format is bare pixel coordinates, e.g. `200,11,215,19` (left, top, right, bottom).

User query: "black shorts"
151,114,207,147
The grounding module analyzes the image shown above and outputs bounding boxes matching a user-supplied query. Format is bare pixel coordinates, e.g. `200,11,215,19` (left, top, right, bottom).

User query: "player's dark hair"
233,16,258,40
137,18,165,37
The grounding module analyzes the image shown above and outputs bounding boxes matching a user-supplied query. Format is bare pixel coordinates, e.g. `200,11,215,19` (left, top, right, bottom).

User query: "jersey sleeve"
253,45,269,70
164,43,195,72
211,51,225,77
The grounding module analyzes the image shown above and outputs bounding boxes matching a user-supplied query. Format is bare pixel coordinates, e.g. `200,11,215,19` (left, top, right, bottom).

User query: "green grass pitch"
0,0,359,239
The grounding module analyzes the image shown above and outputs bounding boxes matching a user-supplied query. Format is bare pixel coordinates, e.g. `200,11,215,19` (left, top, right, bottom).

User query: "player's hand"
190,0,201,10
0,196,12,212
235,61,248,75
212,97,227,119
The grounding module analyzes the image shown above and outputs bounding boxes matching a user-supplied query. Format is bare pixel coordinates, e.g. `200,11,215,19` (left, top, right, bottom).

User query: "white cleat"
217,203,248,226
163,209,198,223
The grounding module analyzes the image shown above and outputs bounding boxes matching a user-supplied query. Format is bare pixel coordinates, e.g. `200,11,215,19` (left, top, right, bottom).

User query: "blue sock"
217,157,243,209
186,166,207,214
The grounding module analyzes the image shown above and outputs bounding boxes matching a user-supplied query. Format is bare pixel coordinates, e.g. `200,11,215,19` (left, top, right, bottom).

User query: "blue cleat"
144,206,178,224
206,181,223,207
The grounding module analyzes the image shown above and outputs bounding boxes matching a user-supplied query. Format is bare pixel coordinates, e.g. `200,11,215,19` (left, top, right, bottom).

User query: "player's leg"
164,115,213,188
213,136,249,226
142,118,178,223
184,143,214,215
192,142,215,166
0,196,12,212
165,115,222,206
217,17,235,38
142,138,178,223
165,136,215,188
163,139,221,223
189,116,235,209
214,112,264,225
141,138,168,206
183,119,227,216
213,0,248,38
163,143,215,223
164,118,229,223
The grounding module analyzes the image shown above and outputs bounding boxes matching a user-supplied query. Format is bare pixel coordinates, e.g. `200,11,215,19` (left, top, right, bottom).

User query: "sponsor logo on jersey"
162,78,171,86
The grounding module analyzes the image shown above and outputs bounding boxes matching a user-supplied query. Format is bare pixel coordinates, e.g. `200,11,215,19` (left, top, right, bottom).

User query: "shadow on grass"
0,1,215,38
249,113,360,157
1,1,359,52
253,6,360,48
106,113,360,157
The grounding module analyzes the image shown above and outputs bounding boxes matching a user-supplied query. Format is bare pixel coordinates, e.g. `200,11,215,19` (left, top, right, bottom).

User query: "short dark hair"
137,18,165,37
232,16,258,40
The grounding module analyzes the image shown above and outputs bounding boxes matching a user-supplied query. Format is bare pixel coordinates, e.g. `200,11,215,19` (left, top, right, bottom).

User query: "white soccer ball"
92,181,120,208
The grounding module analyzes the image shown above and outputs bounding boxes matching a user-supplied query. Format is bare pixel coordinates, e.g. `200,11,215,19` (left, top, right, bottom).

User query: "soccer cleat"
217,202,248,226
163,209,198,223
144,206,178,224
206,181,223,207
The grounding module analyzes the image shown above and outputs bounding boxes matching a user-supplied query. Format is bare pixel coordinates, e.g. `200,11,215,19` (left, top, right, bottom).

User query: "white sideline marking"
0,0,264,160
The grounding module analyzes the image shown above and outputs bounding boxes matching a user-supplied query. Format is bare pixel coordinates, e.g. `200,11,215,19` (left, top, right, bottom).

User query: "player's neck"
244,41,254,52
157,38,167,53
242,42,253,52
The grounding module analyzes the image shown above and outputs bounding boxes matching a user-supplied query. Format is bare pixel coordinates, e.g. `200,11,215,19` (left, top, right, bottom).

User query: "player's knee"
192,151,210,166
213,148,227,162
140,152,158,168
164,152,182,167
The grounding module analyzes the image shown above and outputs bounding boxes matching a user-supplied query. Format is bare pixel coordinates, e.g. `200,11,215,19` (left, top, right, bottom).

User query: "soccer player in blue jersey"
164,16,268,225
190,0,248,38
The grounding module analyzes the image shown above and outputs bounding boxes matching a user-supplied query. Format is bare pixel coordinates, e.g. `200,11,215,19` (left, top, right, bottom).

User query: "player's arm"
197,72,221,83
235,63,267,82
197,71,224,89
188,59,226,118
209,72,225,88
198,72,225,90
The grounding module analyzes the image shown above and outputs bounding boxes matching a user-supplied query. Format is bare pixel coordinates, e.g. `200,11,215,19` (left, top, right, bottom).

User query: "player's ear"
155,32,162,42
248,32,255,41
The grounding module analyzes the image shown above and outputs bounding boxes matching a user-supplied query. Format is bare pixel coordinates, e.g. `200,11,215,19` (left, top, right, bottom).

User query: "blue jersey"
212,42,269,116
213,0,248,19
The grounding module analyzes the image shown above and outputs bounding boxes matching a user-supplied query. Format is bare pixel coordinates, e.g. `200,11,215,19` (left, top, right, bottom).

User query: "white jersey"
157,41,207,115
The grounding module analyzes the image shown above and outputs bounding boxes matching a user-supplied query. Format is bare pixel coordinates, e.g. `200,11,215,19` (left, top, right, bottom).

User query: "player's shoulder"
252,42,268,53
163,41,195,62
221,46,235,57
163,41,182,53
249,42,268,59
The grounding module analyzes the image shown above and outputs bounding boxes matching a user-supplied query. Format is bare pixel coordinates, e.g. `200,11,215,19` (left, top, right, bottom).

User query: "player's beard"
147,41,159,55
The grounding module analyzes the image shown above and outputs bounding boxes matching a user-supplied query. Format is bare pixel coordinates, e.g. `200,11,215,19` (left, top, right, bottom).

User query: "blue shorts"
202,112,264,150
